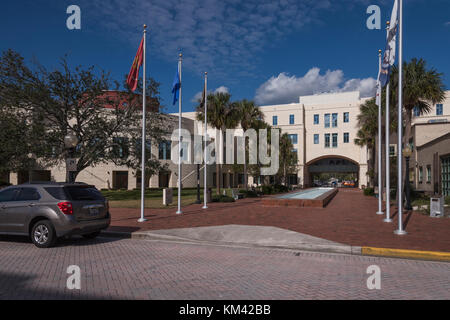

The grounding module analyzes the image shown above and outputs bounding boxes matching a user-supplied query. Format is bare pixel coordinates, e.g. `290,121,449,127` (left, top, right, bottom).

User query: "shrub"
261,185,273,194
364,187,375,196
211,195,235,203
240,189,258,198
273,184,289,193
445,196,450,205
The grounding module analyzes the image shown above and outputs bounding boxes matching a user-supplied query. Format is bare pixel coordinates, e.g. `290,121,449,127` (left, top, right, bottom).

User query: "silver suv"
0,182,111,248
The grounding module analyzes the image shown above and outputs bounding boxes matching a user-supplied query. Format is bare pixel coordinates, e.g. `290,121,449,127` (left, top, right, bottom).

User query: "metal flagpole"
384,21,393,223
138,25,148,222
376,49,383,215
395,0,406,235
176,53,183,214
203,72,208,209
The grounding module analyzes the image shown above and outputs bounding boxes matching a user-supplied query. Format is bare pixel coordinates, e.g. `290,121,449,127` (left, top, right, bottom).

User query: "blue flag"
172,67,181,105
379,0,398,87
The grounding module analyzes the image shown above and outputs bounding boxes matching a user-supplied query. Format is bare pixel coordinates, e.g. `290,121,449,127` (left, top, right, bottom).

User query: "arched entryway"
304,156,360,188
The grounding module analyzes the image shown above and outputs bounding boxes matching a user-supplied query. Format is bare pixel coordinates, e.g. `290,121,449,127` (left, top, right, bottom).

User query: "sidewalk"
107,189,450,253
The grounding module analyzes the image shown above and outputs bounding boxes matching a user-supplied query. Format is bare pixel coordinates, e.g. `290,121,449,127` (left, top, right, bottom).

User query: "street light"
403,144,413,211
64,132,78,183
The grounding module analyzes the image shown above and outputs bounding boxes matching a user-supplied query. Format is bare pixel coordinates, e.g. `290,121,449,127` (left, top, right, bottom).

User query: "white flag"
379,0,399,87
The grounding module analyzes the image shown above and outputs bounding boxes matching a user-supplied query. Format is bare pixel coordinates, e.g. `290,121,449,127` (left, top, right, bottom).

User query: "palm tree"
279,133,298,186
196,92,237,195
230,99,264,189
390,58,445,147
390,58,445,199
355,98,378,187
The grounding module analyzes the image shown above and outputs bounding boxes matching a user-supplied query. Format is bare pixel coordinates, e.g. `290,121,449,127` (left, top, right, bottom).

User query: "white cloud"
445,21,450,27
254,68,376,105
191,86,230,102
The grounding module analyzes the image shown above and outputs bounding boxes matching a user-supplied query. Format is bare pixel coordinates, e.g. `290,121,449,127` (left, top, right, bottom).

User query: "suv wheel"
31,220,57,248
82,231,101,239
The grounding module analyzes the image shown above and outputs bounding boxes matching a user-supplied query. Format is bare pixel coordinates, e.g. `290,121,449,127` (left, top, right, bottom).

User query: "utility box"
430,196,444,218
163,188,173,206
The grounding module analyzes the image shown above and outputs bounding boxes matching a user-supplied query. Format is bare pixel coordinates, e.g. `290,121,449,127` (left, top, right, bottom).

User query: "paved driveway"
0,236,449,300
109,189,450,252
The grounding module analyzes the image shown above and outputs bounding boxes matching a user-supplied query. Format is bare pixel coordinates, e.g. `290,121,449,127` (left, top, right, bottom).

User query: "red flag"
126,37,144,92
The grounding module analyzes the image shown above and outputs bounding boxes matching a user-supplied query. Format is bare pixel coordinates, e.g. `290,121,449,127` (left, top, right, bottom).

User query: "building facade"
258,91,369,188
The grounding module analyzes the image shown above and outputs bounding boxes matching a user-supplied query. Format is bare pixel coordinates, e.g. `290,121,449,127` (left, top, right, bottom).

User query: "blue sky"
1,0,449,113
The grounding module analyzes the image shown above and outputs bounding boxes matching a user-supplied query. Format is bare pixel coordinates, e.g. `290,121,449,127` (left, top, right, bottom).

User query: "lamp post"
403,144,413,211
64,132,78,183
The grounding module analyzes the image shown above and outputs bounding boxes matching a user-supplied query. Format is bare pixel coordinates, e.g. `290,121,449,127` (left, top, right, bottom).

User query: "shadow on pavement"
0,234,123,248
0,271,112,300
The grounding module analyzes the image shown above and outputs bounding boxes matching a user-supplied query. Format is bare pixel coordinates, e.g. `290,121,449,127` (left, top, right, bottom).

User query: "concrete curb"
102,231,449,262
101,230,362,255
362,247,450,262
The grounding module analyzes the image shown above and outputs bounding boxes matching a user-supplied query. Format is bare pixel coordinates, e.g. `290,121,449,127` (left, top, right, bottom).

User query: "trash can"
430,196,444,218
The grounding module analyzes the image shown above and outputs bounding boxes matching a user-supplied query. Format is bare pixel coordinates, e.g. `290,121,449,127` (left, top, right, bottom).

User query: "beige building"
5,90,448,192
259,91,370,188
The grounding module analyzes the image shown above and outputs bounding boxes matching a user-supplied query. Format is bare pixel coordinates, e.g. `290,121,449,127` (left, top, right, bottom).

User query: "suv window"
44,187,68,200
0,188,19,202
16,188,41,201
65,186,104,201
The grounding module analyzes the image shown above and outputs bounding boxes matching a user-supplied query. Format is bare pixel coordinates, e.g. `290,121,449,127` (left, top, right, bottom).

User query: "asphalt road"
0,235,449,300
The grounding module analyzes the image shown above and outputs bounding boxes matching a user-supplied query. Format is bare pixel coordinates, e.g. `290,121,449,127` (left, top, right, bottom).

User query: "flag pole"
176,53,183,214
384,21,393,223
138,24,148,222
203,72,208,209
376,49,383,215
395,0,406,235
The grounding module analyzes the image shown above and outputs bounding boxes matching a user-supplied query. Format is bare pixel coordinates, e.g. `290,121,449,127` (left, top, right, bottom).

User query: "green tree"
390,58,446,146
278,133,298,186
196,92,238,195
230,99,264,189
0,49,169,183
354,98,378,186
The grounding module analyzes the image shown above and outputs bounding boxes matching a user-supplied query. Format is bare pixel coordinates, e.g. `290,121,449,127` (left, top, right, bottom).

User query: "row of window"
413,104,444,117
272,112,350,127
418,165,432,184
313,133,350,148
273,115,296,125
314,112,349,127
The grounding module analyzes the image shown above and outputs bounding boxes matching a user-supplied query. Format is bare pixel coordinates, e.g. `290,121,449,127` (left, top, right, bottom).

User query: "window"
324,114,330,128
158,141,171,160
325,134,330,148
272,116,278,125
332,113,338,127
343,112,349,123
414,106,420,117
112,137,129,159
314,114,319,125
16,188,40,201
292,149,298,157
427,165,432,183
65,186,104,201
288,134,298,144
289,114,295,124
418,166,423,183
343,132,349,143
314,134,319,144
436,104,443,116
332,133,338,148
0,188,19,202
45,187,68,200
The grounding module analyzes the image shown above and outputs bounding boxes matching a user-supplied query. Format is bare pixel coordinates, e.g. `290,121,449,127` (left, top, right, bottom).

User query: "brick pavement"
0,236,449,300
108,189,450,252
